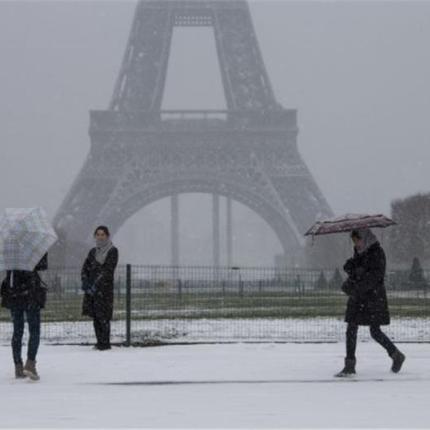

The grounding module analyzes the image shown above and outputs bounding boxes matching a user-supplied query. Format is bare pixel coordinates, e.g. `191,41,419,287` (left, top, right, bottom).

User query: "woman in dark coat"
336,228,405,377
81,226,118,350
0,255,47,380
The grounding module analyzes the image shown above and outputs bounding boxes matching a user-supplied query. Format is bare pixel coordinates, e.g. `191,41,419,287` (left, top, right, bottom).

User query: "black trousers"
10,307,41,364
93,318,111,349
346,323,397,359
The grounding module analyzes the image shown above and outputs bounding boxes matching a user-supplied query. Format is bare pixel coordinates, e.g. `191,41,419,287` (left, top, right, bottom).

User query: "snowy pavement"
1,342,430,428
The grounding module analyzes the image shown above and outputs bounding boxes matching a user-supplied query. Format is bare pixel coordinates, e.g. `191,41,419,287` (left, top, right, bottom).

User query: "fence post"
117,275,122,301
231,267,243,298
177,279,182,298
126,264,132,347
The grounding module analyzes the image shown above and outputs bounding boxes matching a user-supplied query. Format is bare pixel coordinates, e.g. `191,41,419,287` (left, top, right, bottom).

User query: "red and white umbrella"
305,213,396,237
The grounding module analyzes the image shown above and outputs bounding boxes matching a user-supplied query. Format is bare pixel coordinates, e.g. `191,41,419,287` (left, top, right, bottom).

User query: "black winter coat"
341,242,390,326
0,270,47,310
81,247,118,321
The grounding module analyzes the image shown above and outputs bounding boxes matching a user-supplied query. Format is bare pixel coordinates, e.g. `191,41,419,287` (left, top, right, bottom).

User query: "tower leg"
226,197,233,267
212,194,220,270
171,195,179,267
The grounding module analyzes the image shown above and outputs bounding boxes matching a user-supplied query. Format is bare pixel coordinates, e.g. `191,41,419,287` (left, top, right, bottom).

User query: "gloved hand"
82,280,96,296
341,278,356,296
343,258,356,276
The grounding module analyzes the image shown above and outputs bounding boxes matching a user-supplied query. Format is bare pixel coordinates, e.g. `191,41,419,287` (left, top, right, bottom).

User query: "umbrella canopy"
305,213,396,237
0,207,57,271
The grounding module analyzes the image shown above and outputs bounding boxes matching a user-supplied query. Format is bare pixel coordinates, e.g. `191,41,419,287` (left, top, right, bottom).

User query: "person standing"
81,226,118,350
336,228,405,377
0,257,47,380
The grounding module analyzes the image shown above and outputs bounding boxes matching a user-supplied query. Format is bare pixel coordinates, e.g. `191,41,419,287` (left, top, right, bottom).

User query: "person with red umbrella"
335,228,405,377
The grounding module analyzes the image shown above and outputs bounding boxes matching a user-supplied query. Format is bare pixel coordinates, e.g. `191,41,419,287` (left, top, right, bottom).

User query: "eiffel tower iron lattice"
53,0,336,267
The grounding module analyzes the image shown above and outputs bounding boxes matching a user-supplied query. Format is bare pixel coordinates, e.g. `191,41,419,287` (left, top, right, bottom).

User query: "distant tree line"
314,268,343,290
314,258,428,292
388,193,430,268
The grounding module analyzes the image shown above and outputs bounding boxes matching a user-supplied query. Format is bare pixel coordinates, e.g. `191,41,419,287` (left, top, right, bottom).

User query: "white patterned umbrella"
0,207,57,271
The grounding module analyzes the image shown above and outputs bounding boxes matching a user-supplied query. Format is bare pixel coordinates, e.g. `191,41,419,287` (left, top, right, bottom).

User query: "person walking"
81,226,118,350
336,228,405,377
0,256,48,380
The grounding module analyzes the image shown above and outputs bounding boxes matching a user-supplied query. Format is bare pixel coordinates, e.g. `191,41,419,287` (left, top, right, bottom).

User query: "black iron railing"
0,265,429,345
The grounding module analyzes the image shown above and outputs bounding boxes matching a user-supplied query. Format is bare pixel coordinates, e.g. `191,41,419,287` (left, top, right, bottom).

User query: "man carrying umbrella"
0,208,57,381
306,214,406,377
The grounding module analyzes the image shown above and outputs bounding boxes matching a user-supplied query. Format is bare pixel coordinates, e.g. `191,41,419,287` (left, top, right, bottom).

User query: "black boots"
15,362,26,379
335,358,356,377
390,349,406,373
23,359,40,381
335,350,405,378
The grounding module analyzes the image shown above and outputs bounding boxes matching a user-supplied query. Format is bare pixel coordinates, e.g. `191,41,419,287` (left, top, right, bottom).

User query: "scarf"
95,239,114,265
355,228,378,254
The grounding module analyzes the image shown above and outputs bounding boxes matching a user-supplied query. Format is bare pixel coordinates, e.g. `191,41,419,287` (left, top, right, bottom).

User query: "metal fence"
1,265,429,345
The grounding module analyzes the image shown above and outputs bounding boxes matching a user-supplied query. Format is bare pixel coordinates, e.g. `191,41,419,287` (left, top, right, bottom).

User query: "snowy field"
1,317,429,344
1,342,430,428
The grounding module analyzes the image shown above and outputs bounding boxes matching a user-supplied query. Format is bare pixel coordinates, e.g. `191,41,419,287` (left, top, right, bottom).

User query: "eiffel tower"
53,0,336,267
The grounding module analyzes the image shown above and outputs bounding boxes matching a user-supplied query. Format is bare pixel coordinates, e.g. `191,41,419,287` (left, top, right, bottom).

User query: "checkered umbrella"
0,207,58,271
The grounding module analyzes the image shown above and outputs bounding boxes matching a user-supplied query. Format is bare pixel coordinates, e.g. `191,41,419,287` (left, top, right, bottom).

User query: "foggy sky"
0,0,429,265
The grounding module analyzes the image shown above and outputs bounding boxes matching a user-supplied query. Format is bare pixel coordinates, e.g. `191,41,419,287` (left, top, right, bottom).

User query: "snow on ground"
1,342,430,428
1,317,429,344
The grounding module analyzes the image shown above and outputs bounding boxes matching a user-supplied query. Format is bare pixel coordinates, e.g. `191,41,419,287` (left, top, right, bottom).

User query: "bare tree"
388,193,430,268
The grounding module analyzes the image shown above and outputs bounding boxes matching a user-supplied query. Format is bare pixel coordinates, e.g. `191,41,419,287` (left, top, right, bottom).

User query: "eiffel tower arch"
53,0,335,266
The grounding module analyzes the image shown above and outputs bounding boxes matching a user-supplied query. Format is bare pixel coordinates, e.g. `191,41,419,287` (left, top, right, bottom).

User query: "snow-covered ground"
1,317,429,344
1,342,430,428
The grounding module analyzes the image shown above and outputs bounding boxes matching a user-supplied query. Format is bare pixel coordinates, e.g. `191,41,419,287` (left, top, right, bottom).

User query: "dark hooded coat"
0,270,46,310
342,241,390,326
